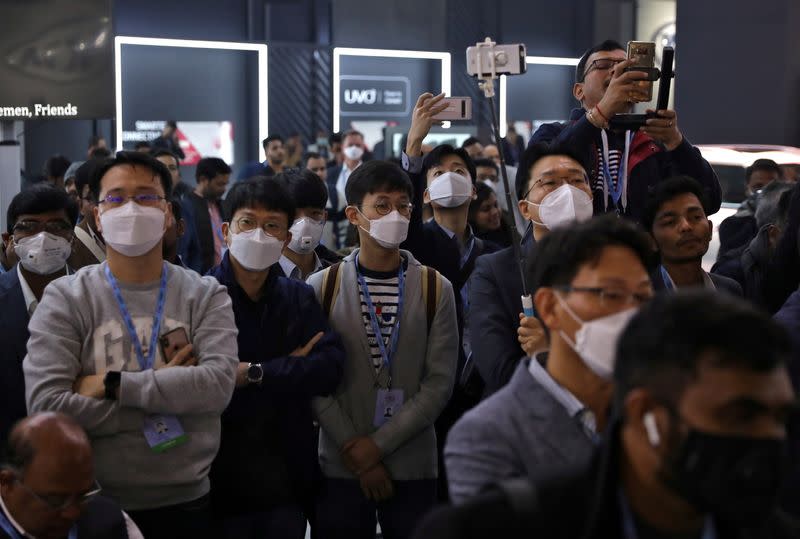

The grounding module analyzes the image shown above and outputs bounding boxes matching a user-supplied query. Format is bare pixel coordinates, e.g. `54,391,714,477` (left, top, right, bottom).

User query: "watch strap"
104,371,121,400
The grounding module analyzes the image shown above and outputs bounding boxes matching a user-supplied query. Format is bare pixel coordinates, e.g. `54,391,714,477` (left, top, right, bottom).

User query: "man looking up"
0,184,78,447
24,151,239,539
237,135,286,180
530,39,721,223
326,130,366,249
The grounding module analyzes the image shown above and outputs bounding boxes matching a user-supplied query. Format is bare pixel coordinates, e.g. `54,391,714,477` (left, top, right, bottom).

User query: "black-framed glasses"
12,220,73,237
233,216,284,236
98,194,166,208
358,201,413,217
524,175,589,198
555,285,652,308
583,58,625,77
15,477,102,511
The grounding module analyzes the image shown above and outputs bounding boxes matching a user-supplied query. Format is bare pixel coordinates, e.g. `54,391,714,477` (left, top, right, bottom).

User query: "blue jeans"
216,505,307,539
315,477,437,539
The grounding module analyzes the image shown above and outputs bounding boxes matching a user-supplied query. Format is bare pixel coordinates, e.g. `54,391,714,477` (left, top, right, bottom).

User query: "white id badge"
374,389,404,427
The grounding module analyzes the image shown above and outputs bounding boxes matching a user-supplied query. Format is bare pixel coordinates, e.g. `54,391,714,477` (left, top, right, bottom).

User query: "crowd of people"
1,38,799,539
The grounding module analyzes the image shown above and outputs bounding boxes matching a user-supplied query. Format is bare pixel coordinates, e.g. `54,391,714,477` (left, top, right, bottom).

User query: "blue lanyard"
660,265,674,291
355,254,405,378
0,508,77,539
600,130,633,206
618,490,716,539
104,263,168,371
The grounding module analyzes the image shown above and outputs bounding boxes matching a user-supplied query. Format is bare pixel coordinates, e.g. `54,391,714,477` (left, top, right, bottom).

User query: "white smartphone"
432,97,473,121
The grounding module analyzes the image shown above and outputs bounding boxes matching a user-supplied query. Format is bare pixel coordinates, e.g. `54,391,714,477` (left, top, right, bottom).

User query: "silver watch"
246,362,264,384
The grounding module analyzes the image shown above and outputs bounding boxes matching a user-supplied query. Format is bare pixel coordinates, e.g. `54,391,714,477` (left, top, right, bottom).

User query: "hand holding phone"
159,327,196,369
431,97,473,121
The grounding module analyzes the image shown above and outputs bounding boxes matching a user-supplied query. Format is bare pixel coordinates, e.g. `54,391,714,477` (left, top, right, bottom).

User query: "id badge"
143,415,188,453
373,389,404,427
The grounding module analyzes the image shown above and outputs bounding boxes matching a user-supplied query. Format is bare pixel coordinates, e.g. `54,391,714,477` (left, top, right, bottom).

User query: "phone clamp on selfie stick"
472,37,534,317
608,46,675,132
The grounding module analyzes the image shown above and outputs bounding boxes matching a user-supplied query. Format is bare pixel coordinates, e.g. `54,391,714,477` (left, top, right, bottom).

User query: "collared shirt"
335,162,361,211
0,490,29,538
528,355,598,440
278,252,323,282
17,264,38,318
660,266,717,291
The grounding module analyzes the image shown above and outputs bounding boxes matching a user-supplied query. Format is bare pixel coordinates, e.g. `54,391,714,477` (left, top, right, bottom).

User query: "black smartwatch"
247,363,264,385
104,371,121,400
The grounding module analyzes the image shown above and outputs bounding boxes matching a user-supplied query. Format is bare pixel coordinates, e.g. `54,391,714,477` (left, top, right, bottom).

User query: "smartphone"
466,43,527,77
626,41,656,101
432,97,473,121
159,327,191,363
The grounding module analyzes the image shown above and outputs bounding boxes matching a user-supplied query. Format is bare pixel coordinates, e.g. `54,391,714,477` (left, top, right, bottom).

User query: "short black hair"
90,147,112,159
75,159,103,199
196,157,232,182
276,170,328,210
422,144,477,182
641,175,709,233
576,39,625,83
43,155,71,179
527,214,657,293
515,142,589,200
7,183,79,233
462,136,482,149
745,158,782,183
262,134,284,150
614,290,791,411
225,177,296,225
169,197,183,221
345,160,414,206
134,141,152,151
152,149,179,164
88,151,173,203
473,158,499,174
303,152,325,166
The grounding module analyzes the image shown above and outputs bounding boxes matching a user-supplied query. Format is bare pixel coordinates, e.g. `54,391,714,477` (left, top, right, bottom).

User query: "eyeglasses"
12,220,73,237
234,216,284,236
98,194,166,208
555,285,652,309
583,58,625,77
15,476,102,512
525,175,589,197
358,201,413,217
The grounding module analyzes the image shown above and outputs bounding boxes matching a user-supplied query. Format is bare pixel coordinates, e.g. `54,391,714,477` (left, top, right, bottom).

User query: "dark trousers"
128,494,212,539
315,477,437,539
215,505,307,539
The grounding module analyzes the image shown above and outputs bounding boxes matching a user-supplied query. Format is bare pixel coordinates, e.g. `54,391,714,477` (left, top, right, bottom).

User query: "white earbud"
643,412,661,447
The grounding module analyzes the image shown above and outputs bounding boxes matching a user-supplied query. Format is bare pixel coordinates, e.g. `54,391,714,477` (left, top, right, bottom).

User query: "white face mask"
343,145,364,161
14,231,71,275
555,293,637,379
358,209,409,249
287,217,324,255
100,201,166,257
427,172,473,208
527,184,593,230
229,228,283,271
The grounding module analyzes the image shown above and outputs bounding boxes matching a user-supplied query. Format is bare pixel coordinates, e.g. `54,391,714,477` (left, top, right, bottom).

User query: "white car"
696,144,800,270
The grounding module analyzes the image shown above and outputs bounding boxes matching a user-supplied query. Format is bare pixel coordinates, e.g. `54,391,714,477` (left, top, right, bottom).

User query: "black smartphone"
159,327,191,363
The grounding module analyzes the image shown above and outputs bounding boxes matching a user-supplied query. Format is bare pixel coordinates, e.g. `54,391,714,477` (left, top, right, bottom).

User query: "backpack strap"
321,262,342,317
420,265,442,335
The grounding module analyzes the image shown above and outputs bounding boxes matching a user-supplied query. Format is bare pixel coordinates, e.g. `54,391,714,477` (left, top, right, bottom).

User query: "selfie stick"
473,38,534,317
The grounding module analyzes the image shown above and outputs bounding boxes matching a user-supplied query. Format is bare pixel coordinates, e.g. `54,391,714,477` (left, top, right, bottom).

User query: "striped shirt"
594,146,623,194
358,263,406,371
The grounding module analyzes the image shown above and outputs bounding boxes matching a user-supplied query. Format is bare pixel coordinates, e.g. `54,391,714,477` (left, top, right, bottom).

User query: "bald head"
5,413,92,474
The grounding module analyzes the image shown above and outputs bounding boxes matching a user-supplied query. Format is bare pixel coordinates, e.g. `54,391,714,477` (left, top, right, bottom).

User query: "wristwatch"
247,363,264,385
104,371,121,400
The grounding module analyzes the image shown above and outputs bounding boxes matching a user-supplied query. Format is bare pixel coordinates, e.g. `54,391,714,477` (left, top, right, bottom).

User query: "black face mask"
661,427,789,530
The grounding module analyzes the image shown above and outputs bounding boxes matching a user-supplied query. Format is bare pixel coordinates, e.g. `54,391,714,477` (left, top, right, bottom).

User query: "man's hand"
359,463,394,501
406,93,449,157
235,363,250,388
517,313,548,357
341,436,383,476
72,375,105,399
641,109,683,151
158,344,197,370
290,332,324,357
596,60,651,117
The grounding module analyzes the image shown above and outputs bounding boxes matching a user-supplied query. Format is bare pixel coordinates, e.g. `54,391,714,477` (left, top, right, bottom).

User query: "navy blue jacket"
208,252,345,515
0,268,29,446
529,108,722,223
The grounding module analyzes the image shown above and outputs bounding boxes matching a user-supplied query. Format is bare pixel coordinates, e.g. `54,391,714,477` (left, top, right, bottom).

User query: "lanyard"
618,490,716,539
355,254,405,380
660,265,675,291
0,509,77,539
104,263,168,371
600,130,633,209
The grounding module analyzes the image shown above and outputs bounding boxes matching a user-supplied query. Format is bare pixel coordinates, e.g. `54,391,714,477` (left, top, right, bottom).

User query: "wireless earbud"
643,411,661,447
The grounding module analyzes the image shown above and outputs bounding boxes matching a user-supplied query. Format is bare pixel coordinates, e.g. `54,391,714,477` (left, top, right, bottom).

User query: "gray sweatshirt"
24,262,238,510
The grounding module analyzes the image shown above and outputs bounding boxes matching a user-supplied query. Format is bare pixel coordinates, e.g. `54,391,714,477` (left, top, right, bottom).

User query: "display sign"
339,76,411,117
123,121,234,165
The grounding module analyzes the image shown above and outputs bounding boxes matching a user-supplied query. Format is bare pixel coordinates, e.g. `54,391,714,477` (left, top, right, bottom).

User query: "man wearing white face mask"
325,130,366,249
275,170,342,281
24,151,239,539
446,214,655,503
308,160,458,539
0,184,78,446
206,178,345,538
